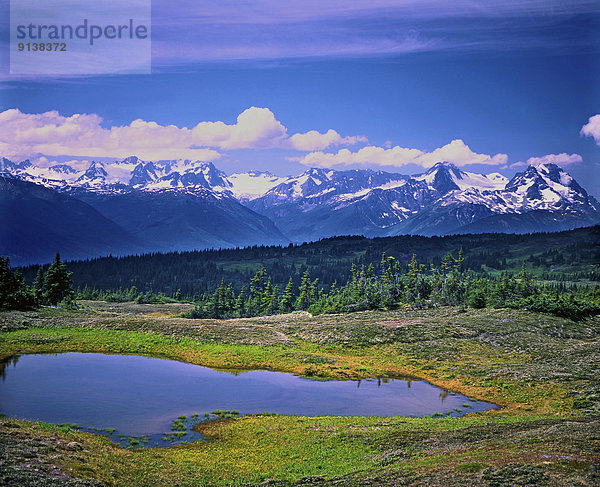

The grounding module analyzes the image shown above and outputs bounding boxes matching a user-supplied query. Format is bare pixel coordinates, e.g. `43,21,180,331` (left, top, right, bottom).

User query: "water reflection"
0,353,496,447
0,355,19,381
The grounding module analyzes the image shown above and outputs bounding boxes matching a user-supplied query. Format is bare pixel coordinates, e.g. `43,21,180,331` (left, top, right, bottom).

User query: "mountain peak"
531,162,572,184
49,164,77,175
304,167,327,176
503,163,595,211
130,162,158,186
119,156,143,165
87,161,108,176
417,162,462,194
0,158,31,172
427,161,459,172
75,161,108,184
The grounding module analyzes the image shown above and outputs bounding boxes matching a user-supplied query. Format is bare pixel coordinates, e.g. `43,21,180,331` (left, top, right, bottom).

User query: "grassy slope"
1,302,599,486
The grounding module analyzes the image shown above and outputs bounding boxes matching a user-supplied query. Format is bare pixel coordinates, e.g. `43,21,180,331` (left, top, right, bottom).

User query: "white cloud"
2,108,579,176
297,139,507,169
0,108,219,161
527,153,582,166
419,139,508,167
504,153,583,169
0,107,362,160
581,114,600,145
190,107,288,150
286,129,367,151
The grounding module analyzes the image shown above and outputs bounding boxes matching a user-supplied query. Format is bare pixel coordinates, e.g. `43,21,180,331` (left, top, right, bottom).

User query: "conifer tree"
295,269,314,310
235,286,247,317
268,285,280,315
42,252,74,305
32,267,45,304
456,248,465,274
280,278,295,312
248,267,267,314
261,277,274,314
0,257,36,310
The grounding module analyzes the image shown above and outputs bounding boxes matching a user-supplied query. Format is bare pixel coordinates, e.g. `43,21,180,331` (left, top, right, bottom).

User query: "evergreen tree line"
0,253,74,310
186,251,600,321
20,226,600,298
2,249,598,320
76,285,180,305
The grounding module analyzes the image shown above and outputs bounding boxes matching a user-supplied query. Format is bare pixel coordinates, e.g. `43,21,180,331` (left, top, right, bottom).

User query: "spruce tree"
0,257,36,310
280,278,295,312
32,267,45,304
42,253,74,305
295,270,316,310
456,248,465,274
261,277,274,314
235,286,247,317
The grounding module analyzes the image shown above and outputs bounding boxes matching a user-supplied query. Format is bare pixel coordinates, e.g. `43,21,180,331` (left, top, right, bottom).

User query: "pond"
0,353,496,448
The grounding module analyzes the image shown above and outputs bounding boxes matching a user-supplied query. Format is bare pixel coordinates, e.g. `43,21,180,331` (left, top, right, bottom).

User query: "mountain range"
1,156,599,264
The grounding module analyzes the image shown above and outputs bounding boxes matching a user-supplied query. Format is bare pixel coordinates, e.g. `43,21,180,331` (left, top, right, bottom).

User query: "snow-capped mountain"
0,157,289,264
2,156,234,195
383,163,600,236
247,161,599,240
227,171,289,201
1,157,31,172
1,156,599,261
48,164,78,175
414,162,508,192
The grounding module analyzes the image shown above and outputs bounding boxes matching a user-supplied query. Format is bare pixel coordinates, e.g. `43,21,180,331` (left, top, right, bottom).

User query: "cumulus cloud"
504,153,583,169
527,153,582,166
191,107,288,150
286,129,367,151
0,108,218,161
581,114,600,145
0,107,362,160
296,139,507,169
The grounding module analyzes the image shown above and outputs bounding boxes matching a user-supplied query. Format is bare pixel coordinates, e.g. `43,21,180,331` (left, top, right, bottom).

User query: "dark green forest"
0,253,73,310
19,225,600,300
191,253,600,320
3,227,600,320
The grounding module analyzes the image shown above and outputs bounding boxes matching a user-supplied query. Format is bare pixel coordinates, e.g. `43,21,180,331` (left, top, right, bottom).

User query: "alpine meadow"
1,1,599,486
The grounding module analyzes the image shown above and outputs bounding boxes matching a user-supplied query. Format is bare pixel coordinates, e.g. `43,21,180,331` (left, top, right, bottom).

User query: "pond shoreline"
1,352,497,449
0,304,598,486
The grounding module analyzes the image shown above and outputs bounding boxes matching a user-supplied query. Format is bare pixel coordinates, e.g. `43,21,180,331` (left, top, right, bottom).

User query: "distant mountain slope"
451,210,600,235
386,163,600,236
0,176,141,265
2,156,599,255
74,188,288,252
1,158,289,263
227,171,289,201
250,162,600,239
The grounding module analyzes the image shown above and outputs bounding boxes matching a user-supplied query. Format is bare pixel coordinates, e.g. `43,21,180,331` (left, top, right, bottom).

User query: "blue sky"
1,0,599,196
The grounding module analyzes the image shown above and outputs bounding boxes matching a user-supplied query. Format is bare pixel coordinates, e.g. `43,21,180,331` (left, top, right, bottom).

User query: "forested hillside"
18,225,600,299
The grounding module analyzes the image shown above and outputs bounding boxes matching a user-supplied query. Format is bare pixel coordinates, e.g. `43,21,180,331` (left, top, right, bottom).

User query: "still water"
0,353,495,447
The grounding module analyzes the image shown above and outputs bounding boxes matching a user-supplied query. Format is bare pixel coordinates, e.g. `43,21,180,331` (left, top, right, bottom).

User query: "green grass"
1,302,599,486
1,414,597,486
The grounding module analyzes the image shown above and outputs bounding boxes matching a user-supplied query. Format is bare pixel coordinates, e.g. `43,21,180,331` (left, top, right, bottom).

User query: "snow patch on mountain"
2,156,599,239
415,162,508,192
228,171,290,200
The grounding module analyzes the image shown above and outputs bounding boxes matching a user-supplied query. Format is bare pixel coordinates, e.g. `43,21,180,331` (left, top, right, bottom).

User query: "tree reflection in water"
0,355,19,381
